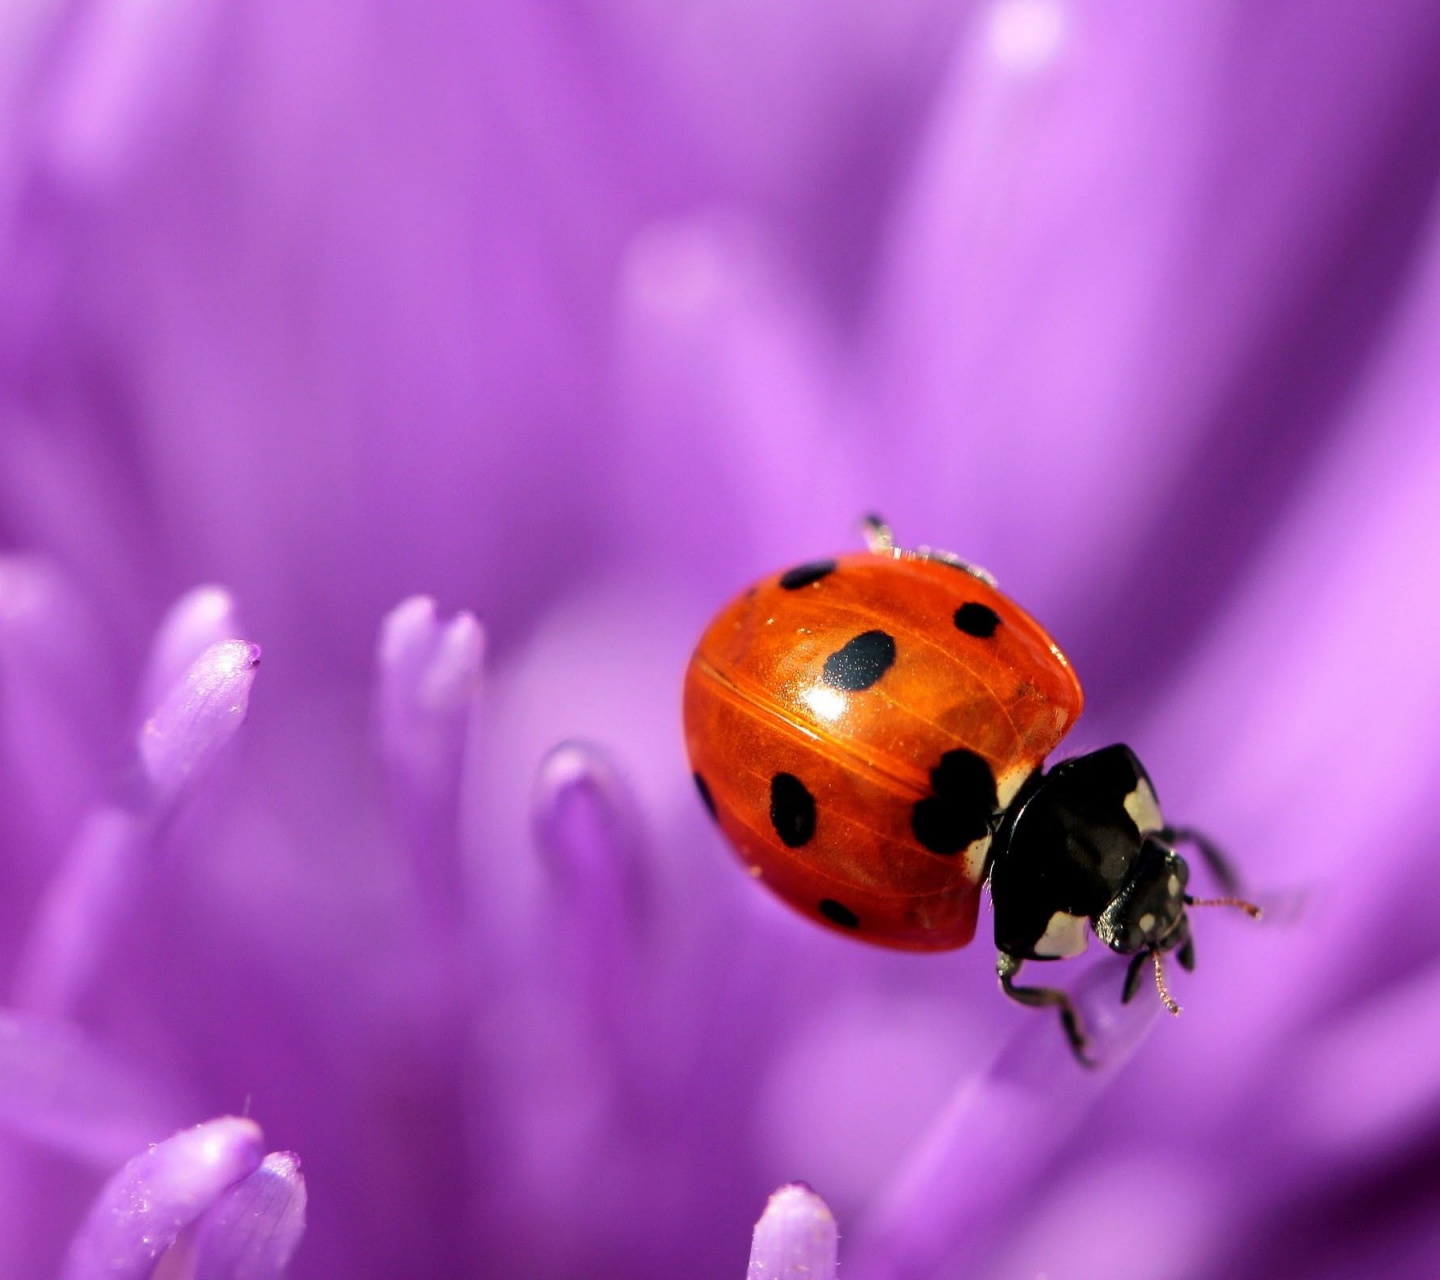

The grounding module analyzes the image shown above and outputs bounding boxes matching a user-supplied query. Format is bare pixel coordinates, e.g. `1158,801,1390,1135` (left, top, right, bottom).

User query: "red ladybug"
683,520,1258,1061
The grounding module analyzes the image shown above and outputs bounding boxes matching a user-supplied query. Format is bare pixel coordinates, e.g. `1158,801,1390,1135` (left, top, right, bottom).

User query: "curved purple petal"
849,959,1159,1280
188,1151,307,1280
139,586,245,719
61,1117,266,1280
0,1010,183,1168
12,807,145,1017
376,596,482,911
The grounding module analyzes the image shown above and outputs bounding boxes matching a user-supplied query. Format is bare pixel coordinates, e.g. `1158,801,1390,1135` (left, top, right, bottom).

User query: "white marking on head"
1138,912,1156,934
997,766,1031,810
1167,874,1181,897
964,833,993,882
1033,910,1089,958
1123,778,1163,835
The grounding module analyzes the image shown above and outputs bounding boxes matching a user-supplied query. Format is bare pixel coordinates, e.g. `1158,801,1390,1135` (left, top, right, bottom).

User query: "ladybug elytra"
682,520,1259,1062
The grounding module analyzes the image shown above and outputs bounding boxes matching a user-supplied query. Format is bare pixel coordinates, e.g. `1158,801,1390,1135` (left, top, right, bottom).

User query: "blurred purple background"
3,1,1440,1276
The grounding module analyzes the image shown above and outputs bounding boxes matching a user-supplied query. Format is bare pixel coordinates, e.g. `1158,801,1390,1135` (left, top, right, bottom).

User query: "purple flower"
3,1,1440,1277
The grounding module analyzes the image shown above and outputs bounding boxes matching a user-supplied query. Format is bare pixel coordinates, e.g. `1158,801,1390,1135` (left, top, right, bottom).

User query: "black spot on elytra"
911,749,998,855
770,773,816,848
818,899,860,929
954,602,1000,638
779,560,837,590
693,773,718,822
822,630,896,692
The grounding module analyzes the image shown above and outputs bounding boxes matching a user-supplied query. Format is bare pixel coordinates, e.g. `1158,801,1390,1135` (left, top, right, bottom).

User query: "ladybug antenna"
861,515,895,554
1152,950,1181,1016
1185,893,1263,920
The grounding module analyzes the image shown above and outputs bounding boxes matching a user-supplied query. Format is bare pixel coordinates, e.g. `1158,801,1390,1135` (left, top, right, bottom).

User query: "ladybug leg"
1176,932,1196,971
997,952,1093,1065
1121,951,1151,1005
861,514,896,553
1163,826,1241,895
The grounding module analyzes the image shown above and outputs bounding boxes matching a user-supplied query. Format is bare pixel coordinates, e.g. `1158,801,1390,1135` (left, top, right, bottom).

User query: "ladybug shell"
683,552,1083,950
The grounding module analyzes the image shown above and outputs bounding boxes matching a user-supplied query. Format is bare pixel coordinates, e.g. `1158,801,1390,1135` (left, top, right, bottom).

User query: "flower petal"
188,1151,307,1280
139,586,244,720
747,1183,839,1280
531,741,649,1057
849,958,1157,1280
0,1010,183,1168
0,554,114,847
12,807,145,1017
137,638,260,812
61,1116,266,1280
532,741,647,940
376,596,483,910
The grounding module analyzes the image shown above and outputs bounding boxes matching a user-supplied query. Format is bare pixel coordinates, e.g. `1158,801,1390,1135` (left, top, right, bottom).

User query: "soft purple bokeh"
3,1,1440,1276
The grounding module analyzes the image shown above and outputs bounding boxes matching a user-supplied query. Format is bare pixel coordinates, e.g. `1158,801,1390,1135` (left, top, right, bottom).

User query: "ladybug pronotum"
682,520,1259,1062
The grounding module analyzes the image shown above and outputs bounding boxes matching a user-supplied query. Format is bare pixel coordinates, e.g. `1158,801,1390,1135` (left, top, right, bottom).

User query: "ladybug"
682,519,1259,1062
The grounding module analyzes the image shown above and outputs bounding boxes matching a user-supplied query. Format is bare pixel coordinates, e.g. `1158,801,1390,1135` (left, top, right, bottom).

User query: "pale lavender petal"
187,1152,307,1280
17,625,260,1017
531,741,649,1057
0,1010,182,1167
614,215,863,576
138,586,244,720
532,741,647,937
0,554,113,849
40,0,222,193
869,0,1440,645
376,596,483,908
849,959,1159,1280
747,1183,839,1280
11,807,145,1017
1289,957,1440,1163
137,639,260,813
62,1117,265,1280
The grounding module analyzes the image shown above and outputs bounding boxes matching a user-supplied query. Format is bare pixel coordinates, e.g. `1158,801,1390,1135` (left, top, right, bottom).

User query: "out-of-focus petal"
615,214,863,577
0,554,114,853
532,741,649,1055
870,0,1440,675
61,1117,266,1280
12,807,145,1017
533,741,647,940
376,596,482,914
187,1151,307,1280
376,600,484,782
139,586,244,719
1291,958,1440,1162
0,1010,182,1167
747,1183,839,1280
849,959,1158,1280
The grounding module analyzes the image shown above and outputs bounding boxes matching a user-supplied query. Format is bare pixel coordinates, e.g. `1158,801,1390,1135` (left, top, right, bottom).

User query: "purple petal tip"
140,586,243,714
137,639,260,809
63,1116,266,1280
377,595,483,787
747,1183,839,1280
532,741,645,909
190,1150,307,1280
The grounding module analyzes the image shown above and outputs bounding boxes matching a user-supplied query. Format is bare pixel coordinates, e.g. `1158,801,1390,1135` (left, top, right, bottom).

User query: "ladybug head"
1093,836,1191,956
